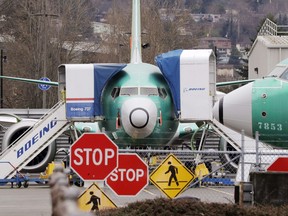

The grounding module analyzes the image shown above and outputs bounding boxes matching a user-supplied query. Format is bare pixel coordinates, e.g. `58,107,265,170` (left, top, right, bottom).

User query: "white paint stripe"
206,187,234,196
143,189,157,196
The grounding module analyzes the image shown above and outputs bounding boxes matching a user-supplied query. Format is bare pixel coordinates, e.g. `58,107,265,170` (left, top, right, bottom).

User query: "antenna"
130,0,142,64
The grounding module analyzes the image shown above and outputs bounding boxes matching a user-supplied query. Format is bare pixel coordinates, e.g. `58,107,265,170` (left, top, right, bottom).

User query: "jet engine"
1,119,56,172
218,137,239,173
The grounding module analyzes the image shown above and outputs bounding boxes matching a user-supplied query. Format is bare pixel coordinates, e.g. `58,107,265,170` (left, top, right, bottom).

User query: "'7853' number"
257,122,283,131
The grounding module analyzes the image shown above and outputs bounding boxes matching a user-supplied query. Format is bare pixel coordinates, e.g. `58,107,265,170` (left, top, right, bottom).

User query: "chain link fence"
95,133,288,207
49,139,288,215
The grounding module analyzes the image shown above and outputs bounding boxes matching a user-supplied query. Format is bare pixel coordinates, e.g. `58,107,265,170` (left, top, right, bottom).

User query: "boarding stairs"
0,101,71,179
209,119,241,151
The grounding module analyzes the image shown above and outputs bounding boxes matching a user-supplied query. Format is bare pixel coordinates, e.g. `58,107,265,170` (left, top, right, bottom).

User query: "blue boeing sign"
17,118,57,158
38,77,51,91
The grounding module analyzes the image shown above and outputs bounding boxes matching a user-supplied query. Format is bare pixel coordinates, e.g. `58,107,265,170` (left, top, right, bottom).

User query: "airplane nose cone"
213,82,253,137
121,98,157,139
130,108,149,128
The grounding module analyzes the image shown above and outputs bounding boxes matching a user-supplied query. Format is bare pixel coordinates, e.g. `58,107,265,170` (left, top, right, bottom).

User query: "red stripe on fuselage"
66,98,94,101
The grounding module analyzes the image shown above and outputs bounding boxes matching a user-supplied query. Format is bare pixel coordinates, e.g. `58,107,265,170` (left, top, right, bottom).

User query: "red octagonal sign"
267,157,288,172
106,153,149,196
70,133,118,180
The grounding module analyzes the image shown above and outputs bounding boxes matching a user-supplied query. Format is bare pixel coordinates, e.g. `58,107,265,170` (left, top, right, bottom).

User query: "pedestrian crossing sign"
78,183,117,212
150,153,195,199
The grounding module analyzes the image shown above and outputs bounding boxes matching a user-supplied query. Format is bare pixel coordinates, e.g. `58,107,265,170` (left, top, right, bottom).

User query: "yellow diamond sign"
150,154,195,199
78,183,117,213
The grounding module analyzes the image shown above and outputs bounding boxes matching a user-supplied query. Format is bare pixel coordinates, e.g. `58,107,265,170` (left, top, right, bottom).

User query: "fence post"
241,129,245,182
255,131,259,172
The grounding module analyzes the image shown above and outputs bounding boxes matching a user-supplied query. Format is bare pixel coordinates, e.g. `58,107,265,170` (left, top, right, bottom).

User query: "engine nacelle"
218,137,239,173
2,119,56,172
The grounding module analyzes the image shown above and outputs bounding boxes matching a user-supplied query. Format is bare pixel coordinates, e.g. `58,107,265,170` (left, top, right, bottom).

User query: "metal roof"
248,36,288,57
257,36,288,47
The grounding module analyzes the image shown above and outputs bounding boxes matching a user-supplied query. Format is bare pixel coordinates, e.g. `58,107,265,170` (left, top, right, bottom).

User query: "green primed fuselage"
100,63,178,147
252,77,288,148
214,59,288,149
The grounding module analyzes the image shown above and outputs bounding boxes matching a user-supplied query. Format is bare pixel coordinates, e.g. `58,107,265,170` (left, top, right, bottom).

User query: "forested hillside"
0,0,287,108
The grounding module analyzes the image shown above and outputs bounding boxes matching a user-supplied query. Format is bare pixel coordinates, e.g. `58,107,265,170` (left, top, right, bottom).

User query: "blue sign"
38,77,51,91
66,102,94,119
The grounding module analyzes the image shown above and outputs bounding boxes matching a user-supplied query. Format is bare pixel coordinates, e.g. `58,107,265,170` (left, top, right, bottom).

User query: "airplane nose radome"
121,98,157,139
130,108,149,128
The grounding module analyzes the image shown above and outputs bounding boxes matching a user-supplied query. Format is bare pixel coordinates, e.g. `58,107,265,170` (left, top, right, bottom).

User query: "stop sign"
267,157,288,172
106,153,148,196
70,133,118,180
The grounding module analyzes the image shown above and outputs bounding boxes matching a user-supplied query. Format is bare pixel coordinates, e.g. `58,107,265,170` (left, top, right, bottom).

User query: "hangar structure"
248,18,288,79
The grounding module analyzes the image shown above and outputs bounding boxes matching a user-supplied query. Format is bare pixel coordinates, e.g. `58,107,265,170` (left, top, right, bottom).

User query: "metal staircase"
0,101,71,179
209,119,241,151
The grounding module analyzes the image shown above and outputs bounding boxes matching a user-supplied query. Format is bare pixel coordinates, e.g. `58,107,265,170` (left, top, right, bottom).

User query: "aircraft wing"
216,79,255,87
0,75,59,86
0,74,254,89
0,113,23,128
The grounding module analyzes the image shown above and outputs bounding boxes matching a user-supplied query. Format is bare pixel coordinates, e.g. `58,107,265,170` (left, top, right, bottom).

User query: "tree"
104,0,198,65
0,0,100,108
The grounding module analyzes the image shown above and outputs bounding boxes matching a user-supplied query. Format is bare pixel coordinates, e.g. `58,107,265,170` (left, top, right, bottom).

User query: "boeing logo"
183,87,206,92
17,118,58,158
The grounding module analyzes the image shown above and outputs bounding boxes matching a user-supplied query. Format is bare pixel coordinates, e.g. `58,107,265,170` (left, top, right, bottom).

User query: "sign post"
70,133,118,180
106,153,149,196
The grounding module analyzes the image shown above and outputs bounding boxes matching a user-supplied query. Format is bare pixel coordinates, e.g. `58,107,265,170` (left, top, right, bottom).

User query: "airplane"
0,0,251,173
213,58,288,149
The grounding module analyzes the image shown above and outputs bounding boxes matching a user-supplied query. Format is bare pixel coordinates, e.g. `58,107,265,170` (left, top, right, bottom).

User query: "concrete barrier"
251,172,288,205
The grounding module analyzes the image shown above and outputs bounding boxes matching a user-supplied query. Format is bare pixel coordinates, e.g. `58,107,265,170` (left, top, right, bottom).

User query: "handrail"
0,101,65,158
0,161,25,178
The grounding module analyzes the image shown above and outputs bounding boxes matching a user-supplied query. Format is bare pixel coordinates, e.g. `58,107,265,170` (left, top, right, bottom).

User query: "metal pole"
1,49,3,108
241,129,245,182
42,0,47,109
255,131,259,171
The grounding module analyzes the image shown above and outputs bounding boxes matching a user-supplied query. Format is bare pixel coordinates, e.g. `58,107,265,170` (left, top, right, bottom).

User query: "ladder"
209,119,241,151
0,101,71,179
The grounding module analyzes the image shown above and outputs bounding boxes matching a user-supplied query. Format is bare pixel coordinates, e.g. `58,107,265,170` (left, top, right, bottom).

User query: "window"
140,87,158,96
270,66,288,77
111,87,120,99
280,68,288,80
158,88,167,99
119,87,138,96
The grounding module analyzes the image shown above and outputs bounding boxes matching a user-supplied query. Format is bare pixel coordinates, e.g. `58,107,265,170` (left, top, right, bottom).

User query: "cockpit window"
140,87,158,96
120,87,138,96
111,87,120,99
279,68,288,80
158,88,167,99
270,66,288,77
115,86,165,97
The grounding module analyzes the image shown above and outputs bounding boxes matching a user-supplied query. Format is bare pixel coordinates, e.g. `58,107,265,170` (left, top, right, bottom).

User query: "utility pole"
32,0,58,108
0,49,6,108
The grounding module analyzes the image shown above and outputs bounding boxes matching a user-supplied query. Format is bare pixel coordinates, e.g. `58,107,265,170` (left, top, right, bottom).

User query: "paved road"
0,184,234,216
0,185,51,216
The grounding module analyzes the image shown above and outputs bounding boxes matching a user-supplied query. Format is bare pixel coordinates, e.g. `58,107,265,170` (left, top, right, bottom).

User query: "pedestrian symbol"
78,183,117,212
150,154,195,199
165,161,179,186
86,191,101,212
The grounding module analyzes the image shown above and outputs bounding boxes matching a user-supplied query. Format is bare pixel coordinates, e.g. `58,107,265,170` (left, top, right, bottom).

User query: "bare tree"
0,0,98,108
104,0,198,65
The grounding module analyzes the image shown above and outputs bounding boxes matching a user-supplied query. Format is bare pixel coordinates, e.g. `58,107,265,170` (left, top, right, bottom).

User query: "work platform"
0,101,70,179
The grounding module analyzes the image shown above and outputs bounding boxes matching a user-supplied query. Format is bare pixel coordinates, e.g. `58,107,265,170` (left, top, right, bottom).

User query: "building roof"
248,36,288,57
258,36,288,47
